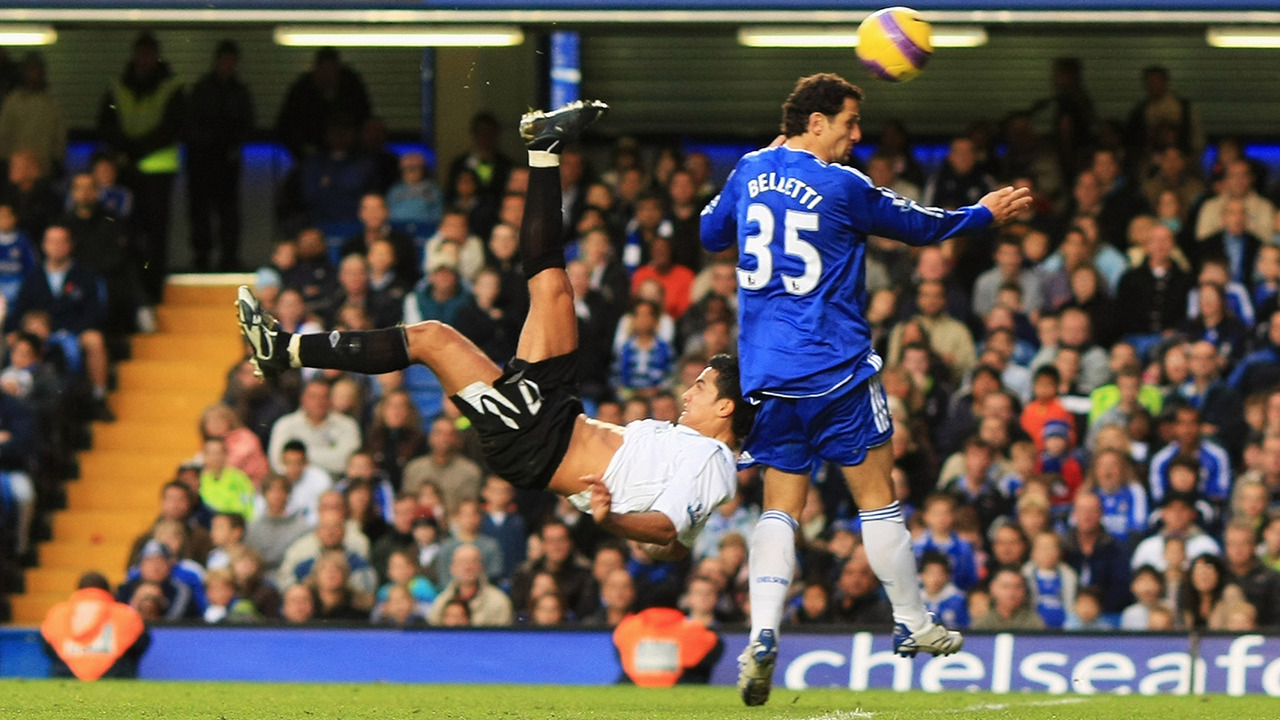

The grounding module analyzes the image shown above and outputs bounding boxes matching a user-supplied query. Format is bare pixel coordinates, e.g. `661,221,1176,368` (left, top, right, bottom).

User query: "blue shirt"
701,145,992,398
1032,568,1067,628
1096,485,1148,545
912,532,979,591
924,583,970,629
0,231,35,306
1148,440,1232,504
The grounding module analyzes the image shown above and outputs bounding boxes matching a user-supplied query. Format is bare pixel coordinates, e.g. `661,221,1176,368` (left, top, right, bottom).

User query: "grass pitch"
0,681,1273,720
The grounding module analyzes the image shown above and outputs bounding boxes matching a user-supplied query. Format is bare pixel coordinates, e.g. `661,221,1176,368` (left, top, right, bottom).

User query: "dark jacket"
1115,263,1193,336
6,262,104,334
1063,528,1133,614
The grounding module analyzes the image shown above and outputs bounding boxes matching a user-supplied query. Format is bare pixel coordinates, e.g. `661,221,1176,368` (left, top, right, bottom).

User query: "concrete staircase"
8,280,245,624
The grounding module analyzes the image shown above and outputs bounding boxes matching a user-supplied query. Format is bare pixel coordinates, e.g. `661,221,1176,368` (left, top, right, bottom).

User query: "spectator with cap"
402,251,474,327
116,539,200,620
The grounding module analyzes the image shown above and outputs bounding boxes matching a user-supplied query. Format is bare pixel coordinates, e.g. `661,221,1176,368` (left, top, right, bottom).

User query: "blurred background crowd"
0,33,1279,635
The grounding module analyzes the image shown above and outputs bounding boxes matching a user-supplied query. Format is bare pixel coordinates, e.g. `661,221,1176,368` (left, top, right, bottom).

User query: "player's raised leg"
738,469,806,707
236,284,502,395
845,443,963,658
515,100,608,363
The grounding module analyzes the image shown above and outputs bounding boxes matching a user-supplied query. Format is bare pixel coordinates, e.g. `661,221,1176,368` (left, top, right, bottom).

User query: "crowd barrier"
3,626,1279,695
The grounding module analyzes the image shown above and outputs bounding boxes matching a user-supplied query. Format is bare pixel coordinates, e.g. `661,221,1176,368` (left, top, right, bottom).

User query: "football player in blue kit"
701,73,1032,706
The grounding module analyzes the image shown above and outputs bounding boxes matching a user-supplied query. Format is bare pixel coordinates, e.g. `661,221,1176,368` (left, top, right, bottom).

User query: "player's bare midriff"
546,414,626,496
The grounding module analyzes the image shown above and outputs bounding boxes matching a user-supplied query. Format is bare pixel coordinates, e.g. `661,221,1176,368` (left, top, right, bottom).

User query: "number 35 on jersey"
739,203,823,296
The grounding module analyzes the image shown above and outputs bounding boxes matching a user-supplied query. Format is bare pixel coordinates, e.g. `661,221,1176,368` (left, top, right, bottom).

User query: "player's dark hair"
707,353,757,441
781,73,864,138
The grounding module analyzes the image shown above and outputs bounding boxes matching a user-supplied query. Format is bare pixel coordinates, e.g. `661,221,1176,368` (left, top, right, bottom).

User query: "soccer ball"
856,6,933,82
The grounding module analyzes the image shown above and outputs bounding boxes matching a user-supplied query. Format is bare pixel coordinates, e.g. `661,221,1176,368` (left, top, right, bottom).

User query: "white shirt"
1129,531,1221,571
267,410,362,478
568,420,737,548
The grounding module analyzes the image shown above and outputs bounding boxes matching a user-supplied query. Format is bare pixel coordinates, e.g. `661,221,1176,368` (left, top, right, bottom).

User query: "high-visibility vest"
40,587,146,681
612,607,719,687
111,77,183,174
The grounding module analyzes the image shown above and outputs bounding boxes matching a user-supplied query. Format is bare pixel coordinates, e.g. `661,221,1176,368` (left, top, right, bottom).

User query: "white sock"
287,334,302,368
528,150,560,168
749,510,798,642
859,501,929,632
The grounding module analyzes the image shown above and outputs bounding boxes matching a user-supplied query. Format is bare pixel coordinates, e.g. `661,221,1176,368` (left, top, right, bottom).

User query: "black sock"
520,166,566,280
297,328,411,374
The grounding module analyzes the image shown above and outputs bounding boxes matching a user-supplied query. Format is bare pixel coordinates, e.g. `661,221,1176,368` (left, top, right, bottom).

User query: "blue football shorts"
741,373,894,473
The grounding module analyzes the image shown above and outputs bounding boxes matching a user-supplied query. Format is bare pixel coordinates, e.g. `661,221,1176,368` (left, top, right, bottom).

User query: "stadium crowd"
0,37,1279,634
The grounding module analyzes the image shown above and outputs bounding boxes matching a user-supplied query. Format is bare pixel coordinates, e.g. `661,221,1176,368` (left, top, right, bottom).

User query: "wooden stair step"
77,451,186,485
156,306,239,334
52,511,154,543
39,541,133,569
66,479,172,510
109,391,219,422
163,283,241,307
91,421,201,452
25,567,125,594
116,361,234,394
9,592,72,625
131,334,244,362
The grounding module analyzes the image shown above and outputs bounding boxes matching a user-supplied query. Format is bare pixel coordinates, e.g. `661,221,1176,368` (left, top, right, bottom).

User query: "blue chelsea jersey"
701,145,993,398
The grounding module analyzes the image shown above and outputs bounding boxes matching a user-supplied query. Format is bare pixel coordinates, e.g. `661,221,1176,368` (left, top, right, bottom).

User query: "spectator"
276,47,371,162
243,474,310,575
0,386,35,556
434,499,504,588
422,209,486,287
446,111,512,205
307,548,373,621
631,236,694,321
186,40,253,272
0,52,65,176
0,203,34,308
116,539,199,621
888,280,977,384
277,508,375,592
7,225,112,420
1064,586,1113,630
919,551,970,629
1130,492,1221,571
922,136,994,210
1063,492,1132,616
402,254,473,327
299,115,376,229
279,584,316,624
973,237,1044,318
62,172,140,335
1125,65,1204,168
1115,223,1192,359
1222,520,1280,628
386,151,443,235
971,566,1045,630
611,299,674,399
376,547,437,608
363,389,426,491
427,543,513,626
205,511,247,571
267,379,362,478
1148,404,1232,507
1228,309,1280,396
372,584,429,627
912,494,979,591
342,193,421,288
480,475,526,578
401,415,484,515
830,547,893,625
0,152,57,245
200,403,269,486
582,567,636,627
1196,160,1274,243
1021,531,1078,629
96,32,185,304
322,254,400,329
511,521,596,620
203,567,259,624
198,437,255,521
128,481,214,567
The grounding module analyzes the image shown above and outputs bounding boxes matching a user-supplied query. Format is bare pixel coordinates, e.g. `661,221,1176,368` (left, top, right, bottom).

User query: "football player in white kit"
237,100,755,560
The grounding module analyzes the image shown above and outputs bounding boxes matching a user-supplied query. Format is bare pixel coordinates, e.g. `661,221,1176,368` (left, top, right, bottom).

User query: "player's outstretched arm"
586,476,689,560
978,186,1033,226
